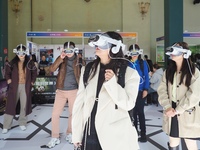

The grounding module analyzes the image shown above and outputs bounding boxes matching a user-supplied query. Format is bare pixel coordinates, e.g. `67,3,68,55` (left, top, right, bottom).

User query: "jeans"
133,91,146,133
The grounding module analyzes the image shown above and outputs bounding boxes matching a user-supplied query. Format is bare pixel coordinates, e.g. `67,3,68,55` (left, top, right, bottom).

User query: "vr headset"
166,45,191,59
88,34,125,54
13,44,29,56
64,48,76,54
63,42,82,54
125,44,143,56
63,48,83,54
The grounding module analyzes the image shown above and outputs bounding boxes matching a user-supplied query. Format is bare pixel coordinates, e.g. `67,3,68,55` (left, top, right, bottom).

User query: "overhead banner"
156,32,200,42
183,32,200,38
26,32,83,38
26,32,138,39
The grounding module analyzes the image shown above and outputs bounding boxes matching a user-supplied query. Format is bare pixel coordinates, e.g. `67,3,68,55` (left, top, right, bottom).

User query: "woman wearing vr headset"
46,41,85,148
2,44,37,134
72,31,140,150
157,42,200,150
127,44,150,143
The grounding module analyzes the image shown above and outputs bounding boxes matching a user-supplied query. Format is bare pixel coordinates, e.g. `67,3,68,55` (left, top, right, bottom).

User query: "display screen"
33,76,57,102
0,79,8,114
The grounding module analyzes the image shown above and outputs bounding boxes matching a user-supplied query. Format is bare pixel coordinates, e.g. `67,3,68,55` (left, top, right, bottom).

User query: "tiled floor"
0,103,199,150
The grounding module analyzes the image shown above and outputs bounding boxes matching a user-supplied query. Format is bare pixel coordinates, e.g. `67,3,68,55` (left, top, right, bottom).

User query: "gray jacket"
150,68,163,91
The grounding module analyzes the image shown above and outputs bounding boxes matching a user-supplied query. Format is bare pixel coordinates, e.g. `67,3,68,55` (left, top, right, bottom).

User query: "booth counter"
32,76,57,104
0,79,7,115
0,76,57,115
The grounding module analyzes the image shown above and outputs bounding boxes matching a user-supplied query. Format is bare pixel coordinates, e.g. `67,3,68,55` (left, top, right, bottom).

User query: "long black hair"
87,31,127,81
166,42,195,88
128,44,144,74
31,54,37,62
11,55,30,71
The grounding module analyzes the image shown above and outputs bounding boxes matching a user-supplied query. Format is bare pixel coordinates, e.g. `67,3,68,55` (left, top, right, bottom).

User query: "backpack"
83,62,134,126
83,62,127,88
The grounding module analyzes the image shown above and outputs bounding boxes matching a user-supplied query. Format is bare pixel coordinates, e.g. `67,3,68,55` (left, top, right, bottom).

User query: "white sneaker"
65,133,72,144
47,138,61,148
2,129,8,134
20,126,26,131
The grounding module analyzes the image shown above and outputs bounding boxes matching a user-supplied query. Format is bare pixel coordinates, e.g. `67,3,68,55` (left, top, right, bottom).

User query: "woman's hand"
60,50,67,59
74,142,82,149
142,90,148,98
105,69,114,81
165,107,176,117
7,79,11,84
60,48,74,59
149,71,153,77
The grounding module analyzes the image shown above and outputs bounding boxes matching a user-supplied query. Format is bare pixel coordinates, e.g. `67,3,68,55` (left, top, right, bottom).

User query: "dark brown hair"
166,42,195,87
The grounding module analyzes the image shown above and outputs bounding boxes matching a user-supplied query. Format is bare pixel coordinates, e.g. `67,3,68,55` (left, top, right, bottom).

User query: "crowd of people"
1,32,200,150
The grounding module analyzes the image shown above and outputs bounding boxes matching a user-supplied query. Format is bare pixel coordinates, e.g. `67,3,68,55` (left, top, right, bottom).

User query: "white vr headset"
63,47,80,54
126,49,143,56
13,44,29,56
125,44,143,56
63,42,82,54
166,45,191,59
88,34,126,54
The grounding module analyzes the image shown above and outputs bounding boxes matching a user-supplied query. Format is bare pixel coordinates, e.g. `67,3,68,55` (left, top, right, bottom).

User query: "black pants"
170,101,179,137
133,91,146,133
81,101,102,150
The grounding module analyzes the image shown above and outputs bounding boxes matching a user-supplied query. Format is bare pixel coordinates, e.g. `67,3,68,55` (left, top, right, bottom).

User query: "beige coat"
72,64,140,150
157,68,200,138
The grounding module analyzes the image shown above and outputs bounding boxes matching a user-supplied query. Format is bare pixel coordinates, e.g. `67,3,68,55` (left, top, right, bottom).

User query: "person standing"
144,54,153,73
2,44,37,134
72,31,140,150
127,44,150,142
39,55,49,76
158,42,200,150
30,54,39,75
46,41,85,148
148,63,163,105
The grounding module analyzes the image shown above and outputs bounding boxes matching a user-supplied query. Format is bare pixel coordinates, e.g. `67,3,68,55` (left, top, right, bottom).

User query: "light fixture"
138,1,150,20
10,0,23,24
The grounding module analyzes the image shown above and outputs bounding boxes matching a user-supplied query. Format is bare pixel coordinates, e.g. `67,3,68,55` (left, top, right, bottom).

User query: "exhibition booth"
0,31,139,111
26,31,138,104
